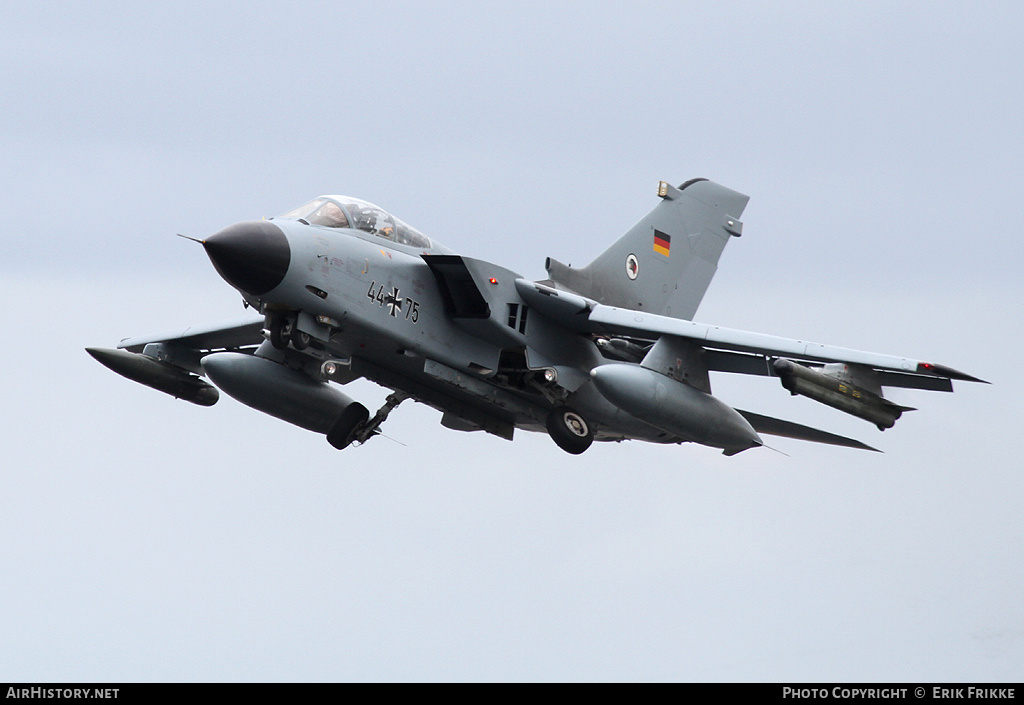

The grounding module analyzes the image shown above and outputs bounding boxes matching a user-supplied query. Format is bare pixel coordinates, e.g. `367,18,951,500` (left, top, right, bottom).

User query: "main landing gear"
326,392,410,450
546,406,593,455
326,402,370,450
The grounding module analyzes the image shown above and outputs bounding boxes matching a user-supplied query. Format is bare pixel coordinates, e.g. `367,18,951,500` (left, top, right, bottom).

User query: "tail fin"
545,178,749,320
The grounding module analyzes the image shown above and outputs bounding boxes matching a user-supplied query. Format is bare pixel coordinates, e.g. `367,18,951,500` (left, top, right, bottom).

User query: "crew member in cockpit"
311,201,349,228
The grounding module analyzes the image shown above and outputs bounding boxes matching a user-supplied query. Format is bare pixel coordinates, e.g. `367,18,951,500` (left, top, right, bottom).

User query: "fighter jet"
87,178,986,455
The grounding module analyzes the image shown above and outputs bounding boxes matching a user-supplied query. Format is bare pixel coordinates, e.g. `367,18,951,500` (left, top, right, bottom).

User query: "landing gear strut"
326,392,410,450
546,406,593,455
353,392,409,445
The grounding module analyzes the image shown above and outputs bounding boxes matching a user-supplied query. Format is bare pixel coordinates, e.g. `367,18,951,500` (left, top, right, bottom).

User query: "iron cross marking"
385,287,402,317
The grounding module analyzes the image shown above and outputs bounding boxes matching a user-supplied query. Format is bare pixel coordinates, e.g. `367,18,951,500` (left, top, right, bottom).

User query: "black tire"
546,407,593,455
290,327,311,351
326,402,370,450
268,314,289,350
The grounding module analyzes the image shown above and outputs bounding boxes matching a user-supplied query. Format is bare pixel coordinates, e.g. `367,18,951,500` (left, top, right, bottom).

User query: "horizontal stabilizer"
735,409,880,452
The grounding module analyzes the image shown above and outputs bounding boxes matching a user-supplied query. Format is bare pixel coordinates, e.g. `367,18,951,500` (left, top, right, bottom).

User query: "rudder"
545,179,749,320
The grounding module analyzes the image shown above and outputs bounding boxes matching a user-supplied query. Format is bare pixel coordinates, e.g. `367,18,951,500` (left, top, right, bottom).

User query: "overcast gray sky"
2,1,1021,681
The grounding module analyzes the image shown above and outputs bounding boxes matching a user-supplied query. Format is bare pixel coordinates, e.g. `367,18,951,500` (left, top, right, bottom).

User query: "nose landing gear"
265,312,311,351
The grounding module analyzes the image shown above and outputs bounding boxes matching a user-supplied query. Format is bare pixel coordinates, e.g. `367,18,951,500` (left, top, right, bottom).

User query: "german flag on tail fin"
653,230,671,257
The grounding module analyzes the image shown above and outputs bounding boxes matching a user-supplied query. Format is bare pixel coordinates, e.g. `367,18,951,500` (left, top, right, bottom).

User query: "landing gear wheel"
290,327,311,351
267,314,289,350
326,402,370,450
546,406,593,455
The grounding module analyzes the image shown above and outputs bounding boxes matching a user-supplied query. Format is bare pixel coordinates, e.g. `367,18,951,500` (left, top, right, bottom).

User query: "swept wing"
516,279,986,389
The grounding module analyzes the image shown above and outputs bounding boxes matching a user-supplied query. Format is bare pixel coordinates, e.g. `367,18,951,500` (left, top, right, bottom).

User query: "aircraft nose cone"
203,220,290,296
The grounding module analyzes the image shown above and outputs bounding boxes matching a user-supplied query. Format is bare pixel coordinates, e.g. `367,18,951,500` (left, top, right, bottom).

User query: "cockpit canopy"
277,197,431,249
